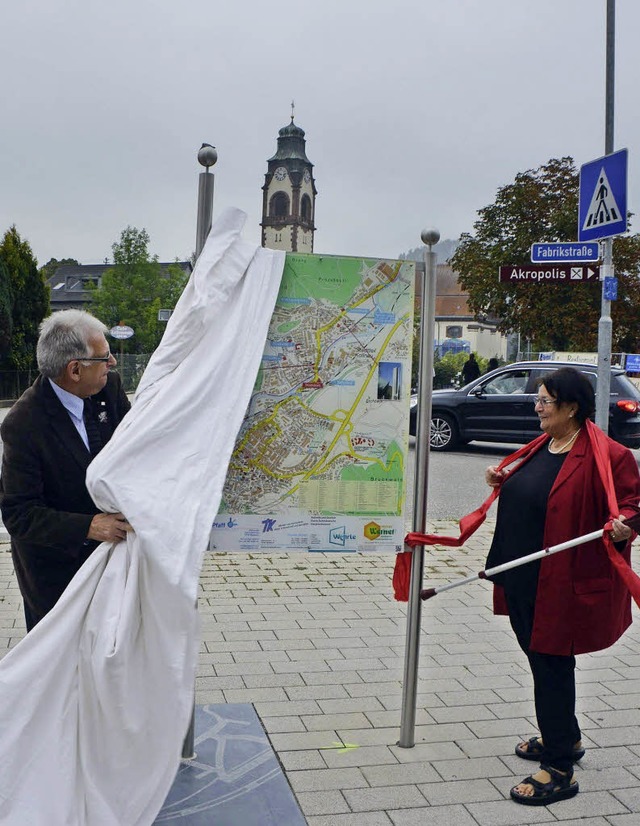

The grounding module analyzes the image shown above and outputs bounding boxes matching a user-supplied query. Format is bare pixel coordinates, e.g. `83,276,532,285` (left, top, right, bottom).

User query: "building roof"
413,263,471,316
47,261,191,310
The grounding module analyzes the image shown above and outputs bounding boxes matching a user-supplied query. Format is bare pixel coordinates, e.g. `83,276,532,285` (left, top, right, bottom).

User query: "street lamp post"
181,143,217,761
398,227,439,748
195,143,218,259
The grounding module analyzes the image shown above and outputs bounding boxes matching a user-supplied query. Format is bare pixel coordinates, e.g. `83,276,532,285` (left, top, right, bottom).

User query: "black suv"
409,361,640,451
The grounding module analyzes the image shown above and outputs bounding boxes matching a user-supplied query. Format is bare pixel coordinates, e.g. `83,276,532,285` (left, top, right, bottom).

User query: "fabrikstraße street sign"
499,265,600,283
530,242,600,263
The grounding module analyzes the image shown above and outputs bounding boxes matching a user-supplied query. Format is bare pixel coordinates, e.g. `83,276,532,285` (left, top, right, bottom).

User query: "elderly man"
0,309,131,630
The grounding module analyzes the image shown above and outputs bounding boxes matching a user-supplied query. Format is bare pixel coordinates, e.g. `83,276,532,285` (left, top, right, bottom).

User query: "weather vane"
290,99,295,122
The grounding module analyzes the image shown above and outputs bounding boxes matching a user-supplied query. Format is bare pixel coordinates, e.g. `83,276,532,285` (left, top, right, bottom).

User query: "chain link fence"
0,354,152,403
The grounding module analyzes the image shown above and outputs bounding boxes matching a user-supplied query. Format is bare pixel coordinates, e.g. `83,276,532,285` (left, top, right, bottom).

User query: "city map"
210,252,415,552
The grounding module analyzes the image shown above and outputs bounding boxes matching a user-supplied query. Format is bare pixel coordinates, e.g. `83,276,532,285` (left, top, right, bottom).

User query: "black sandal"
510,764,579,806
515,736,585,762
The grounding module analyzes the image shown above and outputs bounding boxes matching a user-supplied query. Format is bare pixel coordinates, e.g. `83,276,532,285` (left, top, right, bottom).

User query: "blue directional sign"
531,242,599,263
625,354,640,373
578,148,628,242
603,276,618,301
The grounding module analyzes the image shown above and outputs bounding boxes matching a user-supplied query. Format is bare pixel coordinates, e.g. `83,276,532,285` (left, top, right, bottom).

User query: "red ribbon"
393,422,640,603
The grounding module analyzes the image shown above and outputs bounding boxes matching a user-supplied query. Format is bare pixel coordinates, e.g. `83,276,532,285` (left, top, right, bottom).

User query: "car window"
481,370,530,395
613,374,640,398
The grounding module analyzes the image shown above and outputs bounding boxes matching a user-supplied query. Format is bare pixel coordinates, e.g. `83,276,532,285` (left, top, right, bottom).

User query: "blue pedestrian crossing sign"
578,148,628,242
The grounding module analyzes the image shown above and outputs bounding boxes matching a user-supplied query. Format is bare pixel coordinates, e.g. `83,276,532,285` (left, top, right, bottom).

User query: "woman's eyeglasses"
533,396,557,407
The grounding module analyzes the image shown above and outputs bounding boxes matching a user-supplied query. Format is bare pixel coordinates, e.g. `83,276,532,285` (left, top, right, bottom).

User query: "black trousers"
506,588,580,774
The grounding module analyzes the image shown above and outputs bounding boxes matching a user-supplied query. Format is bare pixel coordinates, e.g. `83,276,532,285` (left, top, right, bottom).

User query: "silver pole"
398,228,439,748
182,144,217,761
195,143,218,259
596,0,615,431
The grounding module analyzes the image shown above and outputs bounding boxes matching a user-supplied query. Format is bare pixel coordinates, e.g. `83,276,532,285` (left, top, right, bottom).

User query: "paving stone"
302,712,372,732
385,803,479,825
361,762,440,786
295,789,351,815
306,814,393,826
288,766,368,792
342,784,427,811
320,744,398,769
419,777,500,805
464,798,556,825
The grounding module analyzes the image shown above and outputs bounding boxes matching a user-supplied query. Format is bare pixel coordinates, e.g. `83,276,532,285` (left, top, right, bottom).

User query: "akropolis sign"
498,265,600,283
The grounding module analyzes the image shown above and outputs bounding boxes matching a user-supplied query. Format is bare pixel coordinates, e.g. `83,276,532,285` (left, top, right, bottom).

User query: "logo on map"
329,527,357,547
363,521,396,541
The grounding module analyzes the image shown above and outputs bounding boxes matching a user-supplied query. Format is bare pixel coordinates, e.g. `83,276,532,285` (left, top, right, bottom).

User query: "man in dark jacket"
0,310,131,630
461,352,481,384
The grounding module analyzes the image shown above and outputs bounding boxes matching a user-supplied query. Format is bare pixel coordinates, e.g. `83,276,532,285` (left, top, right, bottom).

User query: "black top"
487,447,567,597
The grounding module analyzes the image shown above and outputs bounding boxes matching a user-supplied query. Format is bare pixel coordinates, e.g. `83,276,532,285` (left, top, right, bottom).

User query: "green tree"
450,157,640,353
0,226,49,370
39,257,80,282
89,227,188,353
0,259,13,364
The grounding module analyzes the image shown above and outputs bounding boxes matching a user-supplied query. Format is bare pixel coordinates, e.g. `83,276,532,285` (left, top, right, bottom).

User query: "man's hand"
87,512,132,543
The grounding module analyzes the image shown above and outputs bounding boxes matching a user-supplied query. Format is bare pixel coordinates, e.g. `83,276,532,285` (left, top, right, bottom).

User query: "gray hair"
37,310,108,379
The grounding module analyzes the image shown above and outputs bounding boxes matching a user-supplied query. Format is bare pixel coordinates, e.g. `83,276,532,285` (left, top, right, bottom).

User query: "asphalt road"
408,437,640,524
407,438,519,523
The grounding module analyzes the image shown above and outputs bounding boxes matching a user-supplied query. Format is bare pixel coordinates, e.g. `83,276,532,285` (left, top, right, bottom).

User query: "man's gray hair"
37,310,108,379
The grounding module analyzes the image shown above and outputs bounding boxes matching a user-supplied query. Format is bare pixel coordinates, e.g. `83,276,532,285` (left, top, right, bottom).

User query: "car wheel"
430,413,458,451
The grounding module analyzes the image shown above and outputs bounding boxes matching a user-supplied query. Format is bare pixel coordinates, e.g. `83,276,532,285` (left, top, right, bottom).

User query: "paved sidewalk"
1,526,640,825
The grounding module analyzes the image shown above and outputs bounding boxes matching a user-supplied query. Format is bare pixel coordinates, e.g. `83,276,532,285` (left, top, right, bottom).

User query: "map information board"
210,252,415,553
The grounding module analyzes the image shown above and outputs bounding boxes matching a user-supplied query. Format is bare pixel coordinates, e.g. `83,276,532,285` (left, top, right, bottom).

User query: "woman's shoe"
515,736,585,762
510,764,579,806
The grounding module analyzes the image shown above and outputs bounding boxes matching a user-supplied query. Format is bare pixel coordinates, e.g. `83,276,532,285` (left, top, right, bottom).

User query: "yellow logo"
363,521,395,541
364,521,381,541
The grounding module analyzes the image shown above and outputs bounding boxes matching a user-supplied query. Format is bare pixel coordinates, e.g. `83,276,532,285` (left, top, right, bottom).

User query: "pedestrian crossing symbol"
578,148,628,242
581,168,621,230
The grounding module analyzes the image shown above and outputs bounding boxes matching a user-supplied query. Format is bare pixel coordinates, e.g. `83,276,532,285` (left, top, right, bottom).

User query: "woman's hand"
610,515,632,544
485,465,506,488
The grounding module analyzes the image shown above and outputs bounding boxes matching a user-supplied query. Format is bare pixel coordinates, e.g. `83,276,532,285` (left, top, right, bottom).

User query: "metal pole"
398,228,439,748
182,144,217,761
596,0,615,431
195,143,218,260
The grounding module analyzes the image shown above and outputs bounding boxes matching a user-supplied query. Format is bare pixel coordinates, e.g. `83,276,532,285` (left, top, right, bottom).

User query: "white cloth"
0,208,285,825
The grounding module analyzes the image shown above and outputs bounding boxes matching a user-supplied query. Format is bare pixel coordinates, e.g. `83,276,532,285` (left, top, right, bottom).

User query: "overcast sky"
2,0,638,267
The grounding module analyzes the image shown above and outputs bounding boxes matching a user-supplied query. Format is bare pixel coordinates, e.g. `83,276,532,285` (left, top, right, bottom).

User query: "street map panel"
210,252,415,552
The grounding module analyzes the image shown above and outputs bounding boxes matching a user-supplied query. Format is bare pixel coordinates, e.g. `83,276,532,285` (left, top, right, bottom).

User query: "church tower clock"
261,108,317,253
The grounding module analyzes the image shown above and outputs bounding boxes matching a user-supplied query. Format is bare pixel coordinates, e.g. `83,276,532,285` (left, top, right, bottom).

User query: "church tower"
261,107,317,252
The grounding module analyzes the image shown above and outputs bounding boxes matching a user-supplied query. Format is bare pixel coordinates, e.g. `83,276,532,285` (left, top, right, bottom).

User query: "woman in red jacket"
485,367,640,806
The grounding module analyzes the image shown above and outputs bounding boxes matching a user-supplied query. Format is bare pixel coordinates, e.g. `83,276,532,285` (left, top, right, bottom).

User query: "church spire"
261,111,317,253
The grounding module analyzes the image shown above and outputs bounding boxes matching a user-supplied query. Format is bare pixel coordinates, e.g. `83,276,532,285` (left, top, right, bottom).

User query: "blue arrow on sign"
531,242,599,263
578,149,628,242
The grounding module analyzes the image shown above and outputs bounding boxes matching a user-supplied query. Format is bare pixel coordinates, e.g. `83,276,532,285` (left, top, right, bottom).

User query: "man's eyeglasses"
76,352,112,363
533,396,557,407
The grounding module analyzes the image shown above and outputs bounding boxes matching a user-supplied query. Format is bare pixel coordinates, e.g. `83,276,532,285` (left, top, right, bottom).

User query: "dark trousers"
506,588,580,774
23,602,38,633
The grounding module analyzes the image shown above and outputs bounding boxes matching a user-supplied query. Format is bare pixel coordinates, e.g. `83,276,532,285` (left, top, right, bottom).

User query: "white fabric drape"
0,208,285,825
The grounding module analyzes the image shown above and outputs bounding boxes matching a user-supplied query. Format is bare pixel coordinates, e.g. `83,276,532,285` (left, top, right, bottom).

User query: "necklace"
548,428,581,454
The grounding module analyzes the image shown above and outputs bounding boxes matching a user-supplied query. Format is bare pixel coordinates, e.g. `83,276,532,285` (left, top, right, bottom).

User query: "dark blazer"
0,372,131,624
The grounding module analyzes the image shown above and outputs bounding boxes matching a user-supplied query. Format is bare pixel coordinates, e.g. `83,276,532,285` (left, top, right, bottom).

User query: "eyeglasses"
75,351,112,363
533,396,557,407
